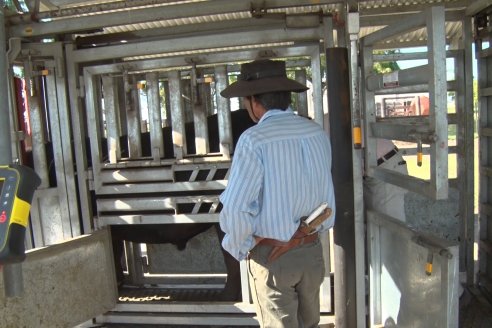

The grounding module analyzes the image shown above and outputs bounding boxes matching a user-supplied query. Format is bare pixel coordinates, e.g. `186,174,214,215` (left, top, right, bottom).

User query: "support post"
0,5,24,298
327,47,357,328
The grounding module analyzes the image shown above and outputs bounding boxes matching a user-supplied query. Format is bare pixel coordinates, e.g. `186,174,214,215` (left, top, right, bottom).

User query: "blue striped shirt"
219,108,336,260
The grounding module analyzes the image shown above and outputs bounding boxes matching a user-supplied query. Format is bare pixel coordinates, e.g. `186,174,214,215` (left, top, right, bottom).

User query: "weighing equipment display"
0,165,41,264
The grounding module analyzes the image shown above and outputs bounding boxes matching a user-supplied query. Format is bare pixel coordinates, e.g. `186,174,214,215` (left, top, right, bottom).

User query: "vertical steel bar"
124,72,142,158
44,64,72,239
102,76,121,164
326,47,357,328
51,46,80,237
84,70,104,191
311,47,323,125
460,17,477,286
191,67,209,155
477,10,492,295
427,6,448,199
441,246,460,328
347,10,367,327
146,72,164,161
214,65,232,158
295,70,308,118
169,71,187,159
65,44,93,234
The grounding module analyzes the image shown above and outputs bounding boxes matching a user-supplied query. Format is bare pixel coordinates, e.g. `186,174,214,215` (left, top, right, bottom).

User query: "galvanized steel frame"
63,21,333,322
476,5,492,298
361,6,449,200
15,42,81,246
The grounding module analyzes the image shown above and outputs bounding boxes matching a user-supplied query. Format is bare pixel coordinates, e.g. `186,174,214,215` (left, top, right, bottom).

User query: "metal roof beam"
359,0,467,16
82,44,319,75
74,12,324,47
360,9,465,27
7,0,339,38
70,26,323,63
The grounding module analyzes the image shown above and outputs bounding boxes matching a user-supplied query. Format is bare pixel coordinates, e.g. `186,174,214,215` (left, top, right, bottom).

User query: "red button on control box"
0,211,7,223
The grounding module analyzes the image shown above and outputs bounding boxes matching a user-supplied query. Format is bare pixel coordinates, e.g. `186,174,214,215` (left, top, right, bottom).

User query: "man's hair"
254,91,291,111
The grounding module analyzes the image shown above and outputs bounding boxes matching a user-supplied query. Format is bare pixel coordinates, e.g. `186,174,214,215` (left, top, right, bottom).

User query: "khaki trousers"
248,238,325,328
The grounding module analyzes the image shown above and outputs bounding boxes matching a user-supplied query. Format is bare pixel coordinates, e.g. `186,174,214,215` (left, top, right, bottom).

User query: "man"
219,59,336,328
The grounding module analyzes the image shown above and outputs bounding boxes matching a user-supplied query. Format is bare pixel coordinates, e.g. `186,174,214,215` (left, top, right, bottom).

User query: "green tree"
373,50,401,74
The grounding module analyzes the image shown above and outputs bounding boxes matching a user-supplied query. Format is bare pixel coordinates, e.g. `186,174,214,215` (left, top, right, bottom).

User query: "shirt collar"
258,107,294,124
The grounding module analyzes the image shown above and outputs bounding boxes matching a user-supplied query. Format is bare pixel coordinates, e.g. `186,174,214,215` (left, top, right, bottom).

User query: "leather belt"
377,147,398,166
257,230,318,263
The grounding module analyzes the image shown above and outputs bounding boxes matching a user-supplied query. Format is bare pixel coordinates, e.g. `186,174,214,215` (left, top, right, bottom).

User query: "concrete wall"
0,229,117,328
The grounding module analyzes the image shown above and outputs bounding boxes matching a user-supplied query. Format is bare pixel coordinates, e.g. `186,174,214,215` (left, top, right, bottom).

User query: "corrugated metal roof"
5,0,472,49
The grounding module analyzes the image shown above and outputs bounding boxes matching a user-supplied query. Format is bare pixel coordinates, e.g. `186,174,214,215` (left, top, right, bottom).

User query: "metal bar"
326,47,356,328
24,66,49,189
372,166,442,200
23,64,48,248
8,0,336,37
427,6,449,200
97,179,227,195
190,66,209,155
367,219,382,325
214,65,232,158
456,17,476,285
97,213,221,226
50,49,81,237
97,196,218,212
295,70,308,118
366,65,430,92
347,10,366,326
367,210,458,250
361,8,427,47
124,73,142,158
84,46,317,76
477,7,492,297
370,121,436,143
146,72,164,161
323,15,335,48
84,69,104,189
64,44,93,234
441,244,460,328
44,64,73,239
360,8,466,28
102,76,122,164
98,167,174,184
69,27,322,63
168,71,186,159
360,41,378,179
373,49,462,63
311,46,323,125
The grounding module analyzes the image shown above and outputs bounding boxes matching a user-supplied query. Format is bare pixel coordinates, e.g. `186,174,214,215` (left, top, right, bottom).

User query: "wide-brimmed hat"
220,59,308,98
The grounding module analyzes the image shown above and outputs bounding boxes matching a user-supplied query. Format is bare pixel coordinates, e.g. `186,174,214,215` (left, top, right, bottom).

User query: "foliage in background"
372,50,401,74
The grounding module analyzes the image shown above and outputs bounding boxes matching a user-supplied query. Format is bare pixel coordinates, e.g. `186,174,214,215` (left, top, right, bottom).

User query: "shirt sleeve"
219,137,264,260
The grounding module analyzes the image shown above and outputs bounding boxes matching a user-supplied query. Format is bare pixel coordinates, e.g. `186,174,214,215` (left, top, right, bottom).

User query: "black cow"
111,223,241,301
109,109,254,301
